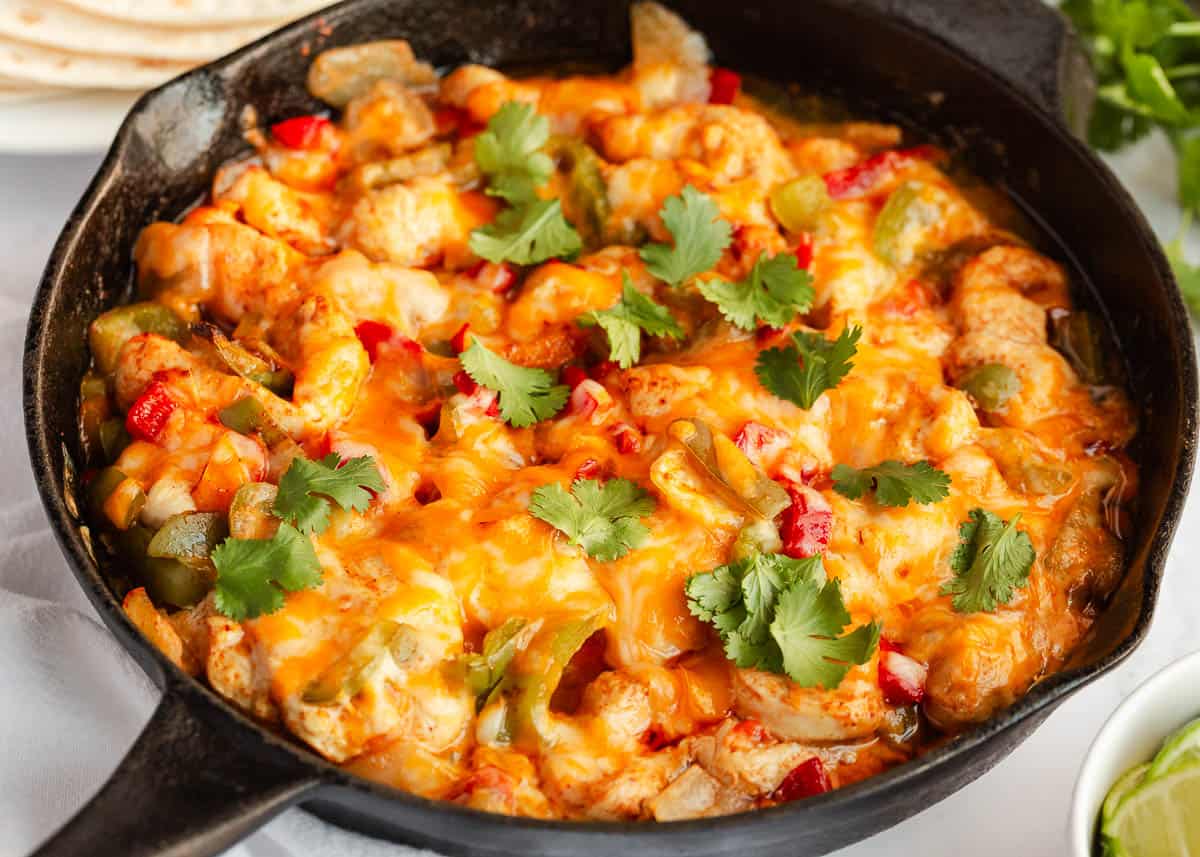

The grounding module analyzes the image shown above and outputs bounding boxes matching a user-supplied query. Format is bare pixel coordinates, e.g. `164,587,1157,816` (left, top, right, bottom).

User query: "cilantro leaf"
686,552,879,689
639,185,732,287
579,272,684,368
460,339,568,427
474,101,553,204
698,251,814,330
273,453,386,535
940,508,1036,613
212,522,322,620
469,198,582,265
528,477,655,561
832,460,951,507
755,324,862,409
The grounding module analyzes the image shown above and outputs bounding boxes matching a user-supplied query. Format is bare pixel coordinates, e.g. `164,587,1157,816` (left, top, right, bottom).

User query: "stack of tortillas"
0,0,329,103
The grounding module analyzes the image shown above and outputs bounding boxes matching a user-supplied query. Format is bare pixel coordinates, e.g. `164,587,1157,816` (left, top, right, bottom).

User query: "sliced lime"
1103,763,1150,826
1147,718,1200,782
1103,763,1200,857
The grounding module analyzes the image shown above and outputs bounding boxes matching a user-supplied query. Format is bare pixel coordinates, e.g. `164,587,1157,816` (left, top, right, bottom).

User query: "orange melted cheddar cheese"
87,3,1137,821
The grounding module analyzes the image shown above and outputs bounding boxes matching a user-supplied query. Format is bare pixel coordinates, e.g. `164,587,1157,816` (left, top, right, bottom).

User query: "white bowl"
1069,650,1200,856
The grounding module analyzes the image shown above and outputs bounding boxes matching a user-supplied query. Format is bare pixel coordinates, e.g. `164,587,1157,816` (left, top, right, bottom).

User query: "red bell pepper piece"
270,115,331,150
573,458,603,481
126,382,176,442
878,646,928,706
822,145,941,200
452,370,479,396
793,232,814,270
569,382,599,419
780,484,833,558
611,422,642,454
562,365,589,390
354,320,393,362
774,757,831,802
450,323,472,354
708,67,741,105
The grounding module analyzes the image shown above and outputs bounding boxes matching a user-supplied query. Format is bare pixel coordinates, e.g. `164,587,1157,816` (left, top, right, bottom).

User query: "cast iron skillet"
22,0,1199,855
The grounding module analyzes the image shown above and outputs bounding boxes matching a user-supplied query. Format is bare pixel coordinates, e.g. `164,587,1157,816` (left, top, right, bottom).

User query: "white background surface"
0,133,1197,857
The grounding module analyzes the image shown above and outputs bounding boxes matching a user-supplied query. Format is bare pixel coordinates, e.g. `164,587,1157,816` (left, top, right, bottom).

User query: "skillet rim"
22,0,1200,842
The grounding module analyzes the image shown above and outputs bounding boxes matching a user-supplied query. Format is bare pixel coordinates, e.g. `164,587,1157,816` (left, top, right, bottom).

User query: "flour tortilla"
59,0,331,26
0,35,192,89
0,78,69,102
0,1,285,62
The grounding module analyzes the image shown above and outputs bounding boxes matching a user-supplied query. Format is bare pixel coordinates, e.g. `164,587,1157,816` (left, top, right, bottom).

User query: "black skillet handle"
29,686,321,857
855,0,1095,135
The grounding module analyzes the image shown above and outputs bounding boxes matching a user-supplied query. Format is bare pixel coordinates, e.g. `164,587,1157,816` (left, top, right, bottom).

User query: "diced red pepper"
756,325,786,346
569,381,600,419
822,145,941,200
354,320,394,362
793,232,814,270
573,458,603,481
562,365,589,390
774,757,831,802
611,422,642,454
878,648,928,706
484,396,500,418
733,421,790,463
433,106,465,137
780,483,833,558
126,382,176,442
708,67,741,105
472,261,519,294
450,323,472,354
452,370,479,396
271,115,331,150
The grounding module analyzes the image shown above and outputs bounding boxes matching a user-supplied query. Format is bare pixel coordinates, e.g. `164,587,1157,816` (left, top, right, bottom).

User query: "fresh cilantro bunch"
755,325,862,409
469,101,581,265
698,251,815,330
686,552,880,689
940,508,1036,613
832,460,951,507
212,453,385,620
579,272,684,368
528,477,655,561
459,339,568,427
1062,0,1200,312
640,186,732,287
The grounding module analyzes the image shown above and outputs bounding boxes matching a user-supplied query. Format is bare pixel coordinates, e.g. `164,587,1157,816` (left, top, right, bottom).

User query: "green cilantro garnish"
578,272,684,368
274,453,385,536
940,508,1036,613
686,552,880,689
474,101,554,205
639,185,732,287
469,198,583,266
832,460,951,507
755,325,862,409
460,339,568,427
212,522,322,620
528,477,655,561
698,251,814,330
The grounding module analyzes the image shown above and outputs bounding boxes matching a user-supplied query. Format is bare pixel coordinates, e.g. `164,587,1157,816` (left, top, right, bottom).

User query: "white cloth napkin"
1,136,1199,857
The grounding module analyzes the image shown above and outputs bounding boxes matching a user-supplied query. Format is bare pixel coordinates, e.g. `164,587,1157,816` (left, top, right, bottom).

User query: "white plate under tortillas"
0,0,285,62
59,0,331,26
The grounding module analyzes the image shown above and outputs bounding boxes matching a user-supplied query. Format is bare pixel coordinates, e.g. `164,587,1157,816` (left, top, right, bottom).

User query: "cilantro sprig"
274,453,385,535
832,460,951,507
579,272,684,368
686,552,880,689
940,508,1036,613
469,198,582,266
640,186,732,287
474,101,553,205
528,477,655,561
469,101,582,265
212,453,385,620
698,251,814,330
460,339,568,427
755,325,862,409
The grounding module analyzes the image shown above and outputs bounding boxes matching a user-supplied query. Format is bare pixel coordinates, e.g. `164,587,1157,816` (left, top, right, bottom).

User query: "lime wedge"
1148,718,1200,781
1103,763,1200,857
1104,763,1150,826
